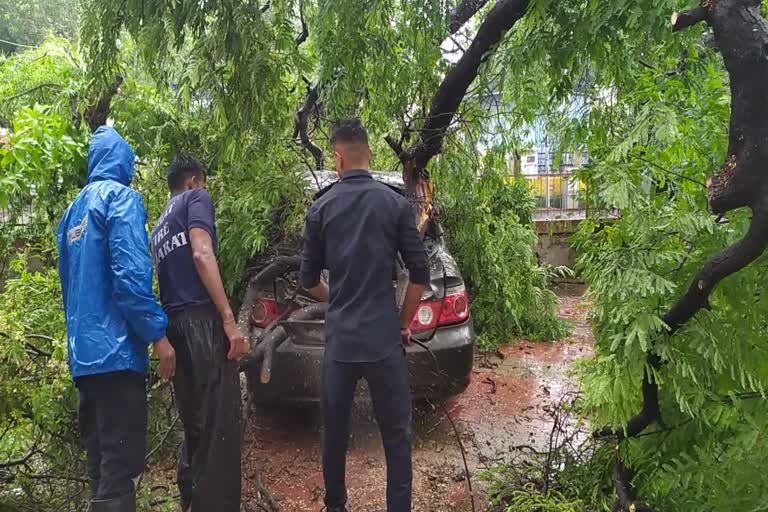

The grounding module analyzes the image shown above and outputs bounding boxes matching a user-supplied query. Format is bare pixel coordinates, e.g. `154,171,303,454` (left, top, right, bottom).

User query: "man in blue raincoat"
57,126,176,512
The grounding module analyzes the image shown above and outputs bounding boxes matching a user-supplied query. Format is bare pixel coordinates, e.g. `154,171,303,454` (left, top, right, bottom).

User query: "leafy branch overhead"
389,0,530,177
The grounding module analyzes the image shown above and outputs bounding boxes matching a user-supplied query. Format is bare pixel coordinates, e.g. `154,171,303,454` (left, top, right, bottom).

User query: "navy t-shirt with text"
151,188,217,313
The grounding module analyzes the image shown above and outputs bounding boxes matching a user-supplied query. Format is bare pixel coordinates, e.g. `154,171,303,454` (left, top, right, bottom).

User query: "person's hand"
152,336,176,382
401,327,412,347
224,318,248,361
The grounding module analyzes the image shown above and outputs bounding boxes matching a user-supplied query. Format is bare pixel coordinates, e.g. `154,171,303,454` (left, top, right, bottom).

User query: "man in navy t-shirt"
151,155,248,512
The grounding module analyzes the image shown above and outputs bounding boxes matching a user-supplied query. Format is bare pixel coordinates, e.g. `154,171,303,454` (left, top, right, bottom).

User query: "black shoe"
89,492,136,512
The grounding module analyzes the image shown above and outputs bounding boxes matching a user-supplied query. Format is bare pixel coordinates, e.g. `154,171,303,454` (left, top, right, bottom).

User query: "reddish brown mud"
241,285,593,512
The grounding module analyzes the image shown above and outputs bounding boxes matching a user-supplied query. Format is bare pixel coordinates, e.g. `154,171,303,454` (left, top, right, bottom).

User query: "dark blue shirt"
300,170,430,363
151,188,217,313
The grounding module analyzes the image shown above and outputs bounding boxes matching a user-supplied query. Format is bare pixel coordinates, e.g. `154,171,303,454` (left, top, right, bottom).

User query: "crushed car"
238,170,475,403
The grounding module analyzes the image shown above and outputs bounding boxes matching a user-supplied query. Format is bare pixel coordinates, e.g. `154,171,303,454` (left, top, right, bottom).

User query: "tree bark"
447,0,491,36
84,76,123,132
293,82,323,170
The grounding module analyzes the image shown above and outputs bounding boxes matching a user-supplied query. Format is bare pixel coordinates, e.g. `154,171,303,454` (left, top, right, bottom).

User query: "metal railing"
527,172,585,211
534,151,589,174
0,207,32,226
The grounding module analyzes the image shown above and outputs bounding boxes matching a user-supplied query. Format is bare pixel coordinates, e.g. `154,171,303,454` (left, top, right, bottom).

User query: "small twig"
0,444,39,469
17,473,89,483
631,153,707,189
442,403,476,512
24,342,51,358
2,83,61,104
25,334,56,343
0,37,37,49
145,414,180,462
295,0,308,46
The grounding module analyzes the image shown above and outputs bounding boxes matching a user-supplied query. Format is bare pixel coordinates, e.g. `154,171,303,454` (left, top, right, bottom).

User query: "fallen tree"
594,1,768,509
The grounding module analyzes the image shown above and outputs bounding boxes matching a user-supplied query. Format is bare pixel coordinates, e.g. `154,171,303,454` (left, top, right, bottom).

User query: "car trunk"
255,235,465,347
237,171,469,379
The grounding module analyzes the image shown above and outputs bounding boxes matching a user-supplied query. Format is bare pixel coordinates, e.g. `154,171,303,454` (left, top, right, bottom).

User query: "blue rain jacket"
57,127,167,379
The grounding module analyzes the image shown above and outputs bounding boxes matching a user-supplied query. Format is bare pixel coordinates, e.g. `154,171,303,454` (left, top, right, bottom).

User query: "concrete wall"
536,232,576,268
534,220,578,269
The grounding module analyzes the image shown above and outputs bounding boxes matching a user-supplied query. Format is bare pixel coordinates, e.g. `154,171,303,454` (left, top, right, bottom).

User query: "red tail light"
409,288,470,333
249,297,282,328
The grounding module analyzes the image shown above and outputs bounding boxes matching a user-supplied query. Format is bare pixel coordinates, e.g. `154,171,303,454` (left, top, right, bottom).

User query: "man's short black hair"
167,154,205,191
330,118,369,146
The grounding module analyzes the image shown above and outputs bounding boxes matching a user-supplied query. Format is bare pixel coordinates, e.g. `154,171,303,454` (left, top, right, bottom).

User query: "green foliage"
498,491,585,512
0,104,88,224
81,0,305,164
0,37,84,121
313,0,447,127
0,0,80,54
213,153,309,295
0,253,83,510
436,152,567,347
481,435,615,512
570,43,768,510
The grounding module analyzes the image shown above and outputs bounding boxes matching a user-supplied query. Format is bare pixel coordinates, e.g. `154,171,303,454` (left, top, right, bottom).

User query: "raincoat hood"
86,126,135,186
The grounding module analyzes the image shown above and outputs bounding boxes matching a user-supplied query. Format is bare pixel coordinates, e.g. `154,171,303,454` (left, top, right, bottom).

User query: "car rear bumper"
245,319,475,403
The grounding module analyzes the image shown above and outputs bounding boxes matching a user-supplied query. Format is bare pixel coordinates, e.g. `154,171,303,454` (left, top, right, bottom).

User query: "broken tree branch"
293,81,323,170
408,0,530,173
236,256,302,337
671,7,708,32
246,303,327,383
447,0,491,36
600,1,768,507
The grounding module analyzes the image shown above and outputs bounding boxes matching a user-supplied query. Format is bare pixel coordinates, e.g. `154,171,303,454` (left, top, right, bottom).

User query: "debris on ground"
242,286,593,511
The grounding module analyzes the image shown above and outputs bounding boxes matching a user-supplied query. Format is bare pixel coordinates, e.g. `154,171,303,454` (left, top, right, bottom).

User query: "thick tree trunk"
706,0,768,214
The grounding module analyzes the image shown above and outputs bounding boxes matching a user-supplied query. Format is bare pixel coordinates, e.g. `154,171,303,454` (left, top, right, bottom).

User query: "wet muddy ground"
241,285,593,512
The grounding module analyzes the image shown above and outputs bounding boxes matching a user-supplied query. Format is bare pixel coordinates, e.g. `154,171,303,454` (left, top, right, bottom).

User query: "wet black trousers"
322,347,413,512
77,370,147,500
168,305,241,512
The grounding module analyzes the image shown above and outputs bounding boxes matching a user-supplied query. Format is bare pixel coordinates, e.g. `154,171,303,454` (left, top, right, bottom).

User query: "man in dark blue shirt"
300,119,429,512
151,155,248,512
